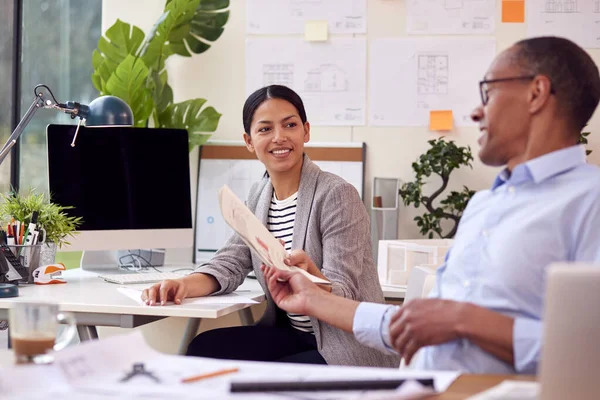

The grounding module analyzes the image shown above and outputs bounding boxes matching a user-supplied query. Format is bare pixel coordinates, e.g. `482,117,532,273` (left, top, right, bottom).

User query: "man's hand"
261,265,320,315
389,298,468,364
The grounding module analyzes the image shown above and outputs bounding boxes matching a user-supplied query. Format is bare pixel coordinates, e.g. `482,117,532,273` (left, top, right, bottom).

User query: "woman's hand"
261,264,320,315
284,249,318,272
141,278,188,306
284,250,331,292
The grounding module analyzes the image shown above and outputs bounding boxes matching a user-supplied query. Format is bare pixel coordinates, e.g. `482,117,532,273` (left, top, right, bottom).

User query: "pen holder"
10,244,43,284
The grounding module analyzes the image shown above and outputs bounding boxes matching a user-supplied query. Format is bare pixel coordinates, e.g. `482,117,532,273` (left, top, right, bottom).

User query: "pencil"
181,367,239,384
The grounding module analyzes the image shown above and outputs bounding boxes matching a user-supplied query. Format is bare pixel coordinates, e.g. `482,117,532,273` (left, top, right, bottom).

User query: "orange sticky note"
429,110,453,131
502,0,525,23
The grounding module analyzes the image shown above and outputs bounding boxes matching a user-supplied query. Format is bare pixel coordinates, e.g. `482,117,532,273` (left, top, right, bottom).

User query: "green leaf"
158,98,222,151
91,20,145,94
138,0,200,73
0,190,82,248
188,133,212,151
166,0,230,57
105,54,154,127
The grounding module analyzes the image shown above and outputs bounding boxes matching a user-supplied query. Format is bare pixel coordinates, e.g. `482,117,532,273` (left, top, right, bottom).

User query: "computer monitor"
47,124,193,254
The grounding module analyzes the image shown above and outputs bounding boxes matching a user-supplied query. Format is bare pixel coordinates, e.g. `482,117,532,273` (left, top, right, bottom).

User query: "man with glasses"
261,36,600,373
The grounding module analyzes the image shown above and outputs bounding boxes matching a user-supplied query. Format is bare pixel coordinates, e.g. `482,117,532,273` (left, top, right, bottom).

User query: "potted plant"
399,138,476,239
91,0,229,151
0,191,82,265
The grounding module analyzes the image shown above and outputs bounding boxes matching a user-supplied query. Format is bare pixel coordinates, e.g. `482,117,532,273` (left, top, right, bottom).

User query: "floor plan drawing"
545,0,578,13
304,64,349,92
445,0,463,9
417,54,449,95
262,64,294,87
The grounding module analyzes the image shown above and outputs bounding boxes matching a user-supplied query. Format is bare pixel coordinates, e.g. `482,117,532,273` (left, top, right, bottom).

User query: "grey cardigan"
197,155,399,368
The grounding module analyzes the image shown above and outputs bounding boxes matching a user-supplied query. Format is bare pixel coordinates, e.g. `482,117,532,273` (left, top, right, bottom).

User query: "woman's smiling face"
243,98,310,175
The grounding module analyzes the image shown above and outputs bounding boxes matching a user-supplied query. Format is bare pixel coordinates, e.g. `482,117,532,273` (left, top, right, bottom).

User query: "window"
0,0,16,194
18,0,102,192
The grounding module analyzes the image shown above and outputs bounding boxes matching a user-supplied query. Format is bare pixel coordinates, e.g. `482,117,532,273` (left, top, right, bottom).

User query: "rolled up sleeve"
352,302,399,355
513,317,543,374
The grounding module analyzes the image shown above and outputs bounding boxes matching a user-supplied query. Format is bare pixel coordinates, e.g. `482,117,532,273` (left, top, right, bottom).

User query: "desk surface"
0,268,266,320
433,374,536,399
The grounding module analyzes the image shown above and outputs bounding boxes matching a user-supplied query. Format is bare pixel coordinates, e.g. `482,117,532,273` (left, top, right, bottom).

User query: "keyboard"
100,272,188,285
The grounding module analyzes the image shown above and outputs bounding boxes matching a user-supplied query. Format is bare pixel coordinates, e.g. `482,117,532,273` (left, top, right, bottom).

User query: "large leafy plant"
91,0,229,150
399,138,476,239
0,191,82,248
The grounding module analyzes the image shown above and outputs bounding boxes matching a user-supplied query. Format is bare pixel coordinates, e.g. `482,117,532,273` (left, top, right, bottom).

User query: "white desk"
0,269,265,353
381,284,406,301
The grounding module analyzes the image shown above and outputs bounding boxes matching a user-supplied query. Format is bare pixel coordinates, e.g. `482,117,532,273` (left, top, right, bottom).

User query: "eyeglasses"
479,76,556,105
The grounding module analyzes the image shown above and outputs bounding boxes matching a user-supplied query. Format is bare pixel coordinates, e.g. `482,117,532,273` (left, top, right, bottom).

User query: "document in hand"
218,185,330,285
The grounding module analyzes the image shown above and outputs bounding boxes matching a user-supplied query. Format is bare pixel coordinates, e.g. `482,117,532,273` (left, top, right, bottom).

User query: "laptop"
469,264,599,400
539,264,600,400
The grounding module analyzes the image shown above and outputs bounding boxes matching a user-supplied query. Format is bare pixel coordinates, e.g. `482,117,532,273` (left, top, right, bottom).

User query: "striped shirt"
267,191,314,334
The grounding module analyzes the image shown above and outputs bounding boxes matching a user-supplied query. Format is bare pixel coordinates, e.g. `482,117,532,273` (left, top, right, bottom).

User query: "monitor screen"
47,124,193,251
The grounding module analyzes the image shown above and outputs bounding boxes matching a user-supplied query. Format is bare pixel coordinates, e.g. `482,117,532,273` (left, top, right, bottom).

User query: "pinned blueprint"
218,185,330,285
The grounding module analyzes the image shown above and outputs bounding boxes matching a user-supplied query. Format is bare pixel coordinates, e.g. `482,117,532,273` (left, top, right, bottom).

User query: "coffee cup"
8,301,77,365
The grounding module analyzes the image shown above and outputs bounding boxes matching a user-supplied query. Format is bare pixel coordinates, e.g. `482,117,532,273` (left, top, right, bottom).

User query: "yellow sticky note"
429,110,453,131
304,20,328,41
502,0,525,23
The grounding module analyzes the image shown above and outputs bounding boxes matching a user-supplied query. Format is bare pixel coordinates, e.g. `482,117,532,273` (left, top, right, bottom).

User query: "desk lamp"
0,84,133,293
0,84,134,166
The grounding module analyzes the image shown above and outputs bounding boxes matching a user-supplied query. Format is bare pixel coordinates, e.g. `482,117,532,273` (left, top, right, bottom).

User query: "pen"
230,378,435,393
181,367,239,384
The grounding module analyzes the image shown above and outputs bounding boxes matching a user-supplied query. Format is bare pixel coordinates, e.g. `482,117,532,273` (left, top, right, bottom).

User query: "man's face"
471,48,533,167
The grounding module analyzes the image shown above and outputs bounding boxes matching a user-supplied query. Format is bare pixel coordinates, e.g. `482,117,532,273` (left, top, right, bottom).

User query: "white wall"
103,0,600,246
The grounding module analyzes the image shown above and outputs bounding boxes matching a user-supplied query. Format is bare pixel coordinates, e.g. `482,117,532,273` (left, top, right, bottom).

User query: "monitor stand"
80,249,166,273
80,250,120,273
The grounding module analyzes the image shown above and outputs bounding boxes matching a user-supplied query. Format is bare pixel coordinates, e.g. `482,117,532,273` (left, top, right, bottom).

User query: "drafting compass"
120,363,161,383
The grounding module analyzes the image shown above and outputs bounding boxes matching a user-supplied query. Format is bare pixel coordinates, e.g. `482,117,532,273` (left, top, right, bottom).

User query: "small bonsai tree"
399,138,475,239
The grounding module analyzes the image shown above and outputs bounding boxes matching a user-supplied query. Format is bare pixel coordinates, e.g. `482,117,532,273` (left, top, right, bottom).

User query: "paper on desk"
219,185,330,285
0,331,461,399
466,380,539,400
117,287,258,306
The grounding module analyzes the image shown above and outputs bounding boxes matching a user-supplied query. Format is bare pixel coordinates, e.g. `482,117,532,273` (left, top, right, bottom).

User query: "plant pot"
39,242,58,266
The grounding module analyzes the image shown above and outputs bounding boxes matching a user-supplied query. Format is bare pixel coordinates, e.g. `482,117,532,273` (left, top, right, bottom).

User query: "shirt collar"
491,145,586,191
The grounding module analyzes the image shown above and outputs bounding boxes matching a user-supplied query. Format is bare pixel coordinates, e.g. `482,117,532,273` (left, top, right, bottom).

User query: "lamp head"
78,96,134,126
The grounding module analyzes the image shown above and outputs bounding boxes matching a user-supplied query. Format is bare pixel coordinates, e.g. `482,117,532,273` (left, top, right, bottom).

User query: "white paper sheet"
246,0,366,34
246,38,366,126
369,37,496,127
407,0,495,35
527,0,600,49
219,185,329,285
117,287,259,306
0,331,461,399
466,380,539,400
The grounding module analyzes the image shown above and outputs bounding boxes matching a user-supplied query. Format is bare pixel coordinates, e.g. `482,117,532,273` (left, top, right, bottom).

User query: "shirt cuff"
513,317,543,374
352,302,399,355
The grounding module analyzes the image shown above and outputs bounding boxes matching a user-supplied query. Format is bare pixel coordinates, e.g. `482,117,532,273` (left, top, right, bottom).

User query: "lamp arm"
0,85,87,167
0,93,45,166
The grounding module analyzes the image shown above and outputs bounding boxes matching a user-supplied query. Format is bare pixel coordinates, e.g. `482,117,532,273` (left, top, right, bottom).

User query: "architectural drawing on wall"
417,54,449,95
304,64,349,92
545,0,578,13
445,0,463,9
263,64,294,87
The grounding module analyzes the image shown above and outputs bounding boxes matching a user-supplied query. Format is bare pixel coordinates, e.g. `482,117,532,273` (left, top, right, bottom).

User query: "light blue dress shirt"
354,145,600,374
